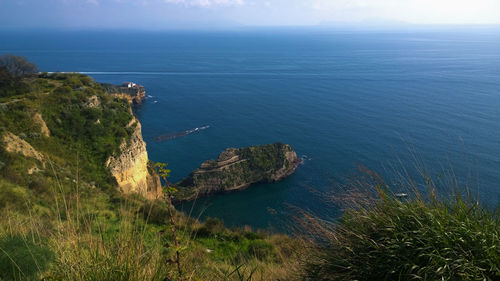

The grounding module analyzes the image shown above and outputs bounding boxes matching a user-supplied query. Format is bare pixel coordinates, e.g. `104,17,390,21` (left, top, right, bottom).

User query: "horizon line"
2,23,500,33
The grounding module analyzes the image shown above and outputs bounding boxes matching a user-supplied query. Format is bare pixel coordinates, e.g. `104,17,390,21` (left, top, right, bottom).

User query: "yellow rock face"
2,132,45,163
106,118,162,200
33,113,50,137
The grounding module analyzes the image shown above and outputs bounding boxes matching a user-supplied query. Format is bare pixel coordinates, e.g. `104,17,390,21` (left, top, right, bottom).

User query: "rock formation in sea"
176,143,300,200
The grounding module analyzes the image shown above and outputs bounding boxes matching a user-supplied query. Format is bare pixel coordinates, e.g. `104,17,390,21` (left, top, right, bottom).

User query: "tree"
0,66,30,97
0,54,38,76
0,66,14,88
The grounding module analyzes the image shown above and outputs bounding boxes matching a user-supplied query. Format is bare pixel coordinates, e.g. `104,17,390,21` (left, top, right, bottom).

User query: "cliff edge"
105,118,162,200
101,82,146,105
176,143,300,200
0,73,160,201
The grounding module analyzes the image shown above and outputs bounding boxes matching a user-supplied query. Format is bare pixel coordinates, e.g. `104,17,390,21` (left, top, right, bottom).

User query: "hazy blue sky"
1,0,500,29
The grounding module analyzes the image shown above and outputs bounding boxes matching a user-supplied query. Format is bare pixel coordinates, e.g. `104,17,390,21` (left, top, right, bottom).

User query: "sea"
2,28,499,231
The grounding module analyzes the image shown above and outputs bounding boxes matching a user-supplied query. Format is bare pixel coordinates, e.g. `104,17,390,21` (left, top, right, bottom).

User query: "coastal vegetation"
299,170,500,281
0,54,37,98
0,56,498,280
0,66,134,191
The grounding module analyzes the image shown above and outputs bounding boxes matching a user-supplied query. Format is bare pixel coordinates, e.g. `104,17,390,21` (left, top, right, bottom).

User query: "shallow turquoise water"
3,29,499,230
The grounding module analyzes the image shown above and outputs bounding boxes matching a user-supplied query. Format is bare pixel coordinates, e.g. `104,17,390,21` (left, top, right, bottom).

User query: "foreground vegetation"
0,178,301,281
1,55,498,280
300,171,500,281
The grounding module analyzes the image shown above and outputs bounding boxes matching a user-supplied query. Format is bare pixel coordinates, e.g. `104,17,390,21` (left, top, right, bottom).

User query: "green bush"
243,231,264,240
0,66,30,98
196,217,227,237
141,200,169,225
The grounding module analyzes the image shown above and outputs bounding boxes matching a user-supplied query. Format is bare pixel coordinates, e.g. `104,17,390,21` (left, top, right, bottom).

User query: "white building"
123,82,137,88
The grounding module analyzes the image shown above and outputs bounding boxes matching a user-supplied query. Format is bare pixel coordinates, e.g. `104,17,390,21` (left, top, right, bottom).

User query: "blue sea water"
2,29,499,230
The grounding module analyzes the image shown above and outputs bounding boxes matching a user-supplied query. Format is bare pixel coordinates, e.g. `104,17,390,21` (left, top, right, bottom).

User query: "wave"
300,155,311,163
154,125,210,142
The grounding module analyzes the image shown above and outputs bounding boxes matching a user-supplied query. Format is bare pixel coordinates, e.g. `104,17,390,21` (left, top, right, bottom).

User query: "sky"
1,0,500,30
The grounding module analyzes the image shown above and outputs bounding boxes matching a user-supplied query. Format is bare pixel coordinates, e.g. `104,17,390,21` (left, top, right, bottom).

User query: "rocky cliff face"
2,131,45,164
111,90,145,105
177,143,300,200
0,74,160,201
32,113,50,137
106,118,162,200
101,83,146,104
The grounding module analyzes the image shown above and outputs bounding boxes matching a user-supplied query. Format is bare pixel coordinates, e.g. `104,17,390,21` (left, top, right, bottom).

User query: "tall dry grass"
297,166,500,281
0,169,303,281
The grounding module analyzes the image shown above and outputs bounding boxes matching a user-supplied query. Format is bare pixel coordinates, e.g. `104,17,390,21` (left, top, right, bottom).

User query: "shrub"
196,217,227,237
0,66,30,97
28,176,48,193
53,85,72,95
65,76,84,88
243,231,264,240
141,200,169,225
0,54,38,76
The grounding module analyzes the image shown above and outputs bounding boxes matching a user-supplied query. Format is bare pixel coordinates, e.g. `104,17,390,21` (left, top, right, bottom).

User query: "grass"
299,169,500,281
0,234,53,281
0,178,302,281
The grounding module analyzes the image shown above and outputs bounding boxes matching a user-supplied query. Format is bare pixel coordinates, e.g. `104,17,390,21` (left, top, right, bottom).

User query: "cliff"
101,82,146,105
176,143,300,200
95,82,162,199
0,73,160,200
106,118,162,200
